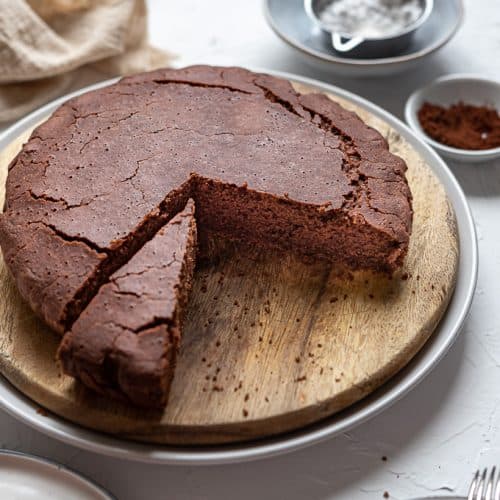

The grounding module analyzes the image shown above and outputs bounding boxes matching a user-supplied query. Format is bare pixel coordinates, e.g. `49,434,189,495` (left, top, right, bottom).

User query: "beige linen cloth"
0,0,173,122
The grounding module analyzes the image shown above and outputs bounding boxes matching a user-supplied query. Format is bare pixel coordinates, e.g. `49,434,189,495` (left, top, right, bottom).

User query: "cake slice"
57,200,197,408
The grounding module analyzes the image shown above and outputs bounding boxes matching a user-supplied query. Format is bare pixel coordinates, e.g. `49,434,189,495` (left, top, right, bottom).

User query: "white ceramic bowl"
405,74,500,163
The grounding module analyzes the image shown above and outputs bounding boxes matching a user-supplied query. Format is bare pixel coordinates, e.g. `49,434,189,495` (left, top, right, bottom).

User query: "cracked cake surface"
0,66,412,406
57,200,197,408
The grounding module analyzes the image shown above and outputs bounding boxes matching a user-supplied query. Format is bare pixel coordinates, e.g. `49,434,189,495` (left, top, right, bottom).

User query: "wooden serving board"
0,82,459,445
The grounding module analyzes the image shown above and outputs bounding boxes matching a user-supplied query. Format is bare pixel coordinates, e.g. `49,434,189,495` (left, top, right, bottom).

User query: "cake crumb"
317,343,323,348
401,273,409,281
295,356,300,363
244,393,250,402
36,407,48,417
215,340,221,347
383,492,389,499
243,409,248,417
212,385,223,392
296,375,307,382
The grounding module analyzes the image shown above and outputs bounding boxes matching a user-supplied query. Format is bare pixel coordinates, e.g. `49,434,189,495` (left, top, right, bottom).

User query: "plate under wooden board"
0,81,459,445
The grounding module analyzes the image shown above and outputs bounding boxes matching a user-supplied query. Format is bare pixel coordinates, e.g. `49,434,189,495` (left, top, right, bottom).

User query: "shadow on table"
448,158,500,198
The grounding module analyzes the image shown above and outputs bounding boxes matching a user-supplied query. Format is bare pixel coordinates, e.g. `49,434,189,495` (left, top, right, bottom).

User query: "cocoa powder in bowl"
418,101,500,150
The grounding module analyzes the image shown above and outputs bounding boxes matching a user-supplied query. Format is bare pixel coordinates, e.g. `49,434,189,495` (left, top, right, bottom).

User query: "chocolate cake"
0,65,412,407
57,200,197,407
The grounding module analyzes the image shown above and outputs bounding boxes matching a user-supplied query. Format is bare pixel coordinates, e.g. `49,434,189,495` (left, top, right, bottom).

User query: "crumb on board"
243,409,248,417
36,407,48,417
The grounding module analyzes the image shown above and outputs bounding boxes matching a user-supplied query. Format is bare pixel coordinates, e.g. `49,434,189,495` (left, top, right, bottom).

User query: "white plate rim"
0,70,478,465
263,0,464,67
0,449,115,499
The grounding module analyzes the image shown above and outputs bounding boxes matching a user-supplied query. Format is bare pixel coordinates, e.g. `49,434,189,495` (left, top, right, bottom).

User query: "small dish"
264,0,463,77
0,449,114,499
405,74,500,163
304,0,433,58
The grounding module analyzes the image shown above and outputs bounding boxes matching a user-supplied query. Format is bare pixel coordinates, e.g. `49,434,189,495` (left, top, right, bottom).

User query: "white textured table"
0,1,498,498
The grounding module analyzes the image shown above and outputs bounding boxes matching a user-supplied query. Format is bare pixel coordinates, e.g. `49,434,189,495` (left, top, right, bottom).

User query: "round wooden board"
0,82,459,445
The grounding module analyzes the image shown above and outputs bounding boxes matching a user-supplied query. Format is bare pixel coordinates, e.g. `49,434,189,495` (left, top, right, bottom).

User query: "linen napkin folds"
0,0,173,122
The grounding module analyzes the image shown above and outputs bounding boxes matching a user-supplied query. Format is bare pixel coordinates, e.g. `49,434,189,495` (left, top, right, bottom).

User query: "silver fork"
468,467,500,500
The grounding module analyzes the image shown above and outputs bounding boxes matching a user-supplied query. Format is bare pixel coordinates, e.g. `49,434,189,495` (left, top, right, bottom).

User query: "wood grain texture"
0,82,459,445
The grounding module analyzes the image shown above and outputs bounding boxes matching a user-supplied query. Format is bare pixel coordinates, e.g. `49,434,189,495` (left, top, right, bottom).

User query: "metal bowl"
304,0,434,58
0,71,477,465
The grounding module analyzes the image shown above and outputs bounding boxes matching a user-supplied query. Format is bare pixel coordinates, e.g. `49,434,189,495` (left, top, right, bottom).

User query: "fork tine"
469,470,480,500
495,467,500,500
486,467,496,500
476,468,488,500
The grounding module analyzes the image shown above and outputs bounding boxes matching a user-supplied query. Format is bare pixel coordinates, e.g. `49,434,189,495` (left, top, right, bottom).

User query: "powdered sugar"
318,0,424,38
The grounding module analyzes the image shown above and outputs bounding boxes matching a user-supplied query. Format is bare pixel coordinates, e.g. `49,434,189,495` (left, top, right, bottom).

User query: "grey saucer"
264,0,464,77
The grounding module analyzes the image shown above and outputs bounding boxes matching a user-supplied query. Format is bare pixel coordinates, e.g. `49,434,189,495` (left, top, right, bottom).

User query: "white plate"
264,0,464,77
0,71,477,465
0,450,113,499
